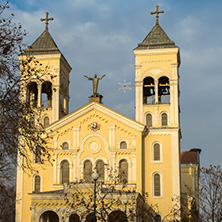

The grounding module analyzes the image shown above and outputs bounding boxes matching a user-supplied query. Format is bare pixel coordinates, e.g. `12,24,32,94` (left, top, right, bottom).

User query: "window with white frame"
61,142,69,150
119,159,128,184
43,116,50,127
34,175,41,192
153,143,160,161
161,113,168,126
96,160,104,180
120,141,127,149
153,173,161,197
146,113,153,127
84,160,92,183
60,160,69,183
34,146,42,163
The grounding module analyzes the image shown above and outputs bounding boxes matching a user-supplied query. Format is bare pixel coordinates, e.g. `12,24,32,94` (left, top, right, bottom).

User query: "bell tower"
134,5,180,128
134,5,181,218
19,12,72,126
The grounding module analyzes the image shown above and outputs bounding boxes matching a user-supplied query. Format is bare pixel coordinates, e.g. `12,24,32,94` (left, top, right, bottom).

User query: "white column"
155,106,159,126
132,135,136,147
132,154,136,181
30,206,35,222
15,154,24,222
171,63,179,126
73,127,80,147
53,155,57,184
112,154,116,171
129,163,132,182
52,85,59,122
54,137,58,148
155,79,158,104
37,84,42,107
57,164,60,184
135,64,142,122
73,154,77,180
109,126,115,147
171,131,181,204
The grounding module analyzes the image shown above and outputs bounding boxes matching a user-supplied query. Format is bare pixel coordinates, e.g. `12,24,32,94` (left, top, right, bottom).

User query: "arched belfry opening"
158,76,170,103
41,81,52,108
26,82,38,108
143,77,155,104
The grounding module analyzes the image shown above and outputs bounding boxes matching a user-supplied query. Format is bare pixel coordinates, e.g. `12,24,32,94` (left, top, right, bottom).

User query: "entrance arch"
69,213,80,222
85,213,94,222
39,210,59,222
108,210,127,222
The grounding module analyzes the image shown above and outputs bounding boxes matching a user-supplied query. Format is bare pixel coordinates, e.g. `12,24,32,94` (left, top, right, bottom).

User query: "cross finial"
150,5,164,24
40,12,54,31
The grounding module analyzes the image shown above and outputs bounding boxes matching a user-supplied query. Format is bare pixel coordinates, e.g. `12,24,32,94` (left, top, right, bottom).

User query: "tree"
60,166,166,222
198,165,222,222
0,1,52,219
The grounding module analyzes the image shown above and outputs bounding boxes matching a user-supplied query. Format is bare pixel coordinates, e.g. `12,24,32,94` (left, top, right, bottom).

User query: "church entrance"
85,213,94,222
69,213,80,222
39,210,59,222
108,210,127,222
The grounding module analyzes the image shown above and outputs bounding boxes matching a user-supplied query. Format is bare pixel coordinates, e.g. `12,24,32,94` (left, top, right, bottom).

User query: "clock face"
90,122,100,131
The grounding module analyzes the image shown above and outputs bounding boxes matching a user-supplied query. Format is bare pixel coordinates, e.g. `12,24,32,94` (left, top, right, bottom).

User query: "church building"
16,5,181,222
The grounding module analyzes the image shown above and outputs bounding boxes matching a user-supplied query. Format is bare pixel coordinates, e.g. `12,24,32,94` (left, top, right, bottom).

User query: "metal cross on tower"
150,5,164,24
40,12,54,31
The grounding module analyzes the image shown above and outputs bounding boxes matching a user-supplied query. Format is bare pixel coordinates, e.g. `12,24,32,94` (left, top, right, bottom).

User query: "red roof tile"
181,151,198,164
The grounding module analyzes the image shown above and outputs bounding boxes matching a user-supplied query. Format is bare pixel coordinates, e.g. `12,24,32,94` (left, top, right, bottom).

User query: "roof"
23,30,60,55
181,151,199,164
136,23,177,50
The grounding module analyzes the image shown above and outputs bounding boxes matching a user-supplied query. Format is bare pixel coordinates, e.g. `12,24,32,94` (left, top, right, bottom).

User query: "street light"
123,199,128,221
92,172,99,222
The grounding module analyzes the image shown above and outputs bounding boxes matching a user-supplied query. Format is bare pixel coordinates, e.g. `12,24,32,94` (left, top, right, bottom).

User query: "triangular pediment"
46,102,145,133
136,23,177,49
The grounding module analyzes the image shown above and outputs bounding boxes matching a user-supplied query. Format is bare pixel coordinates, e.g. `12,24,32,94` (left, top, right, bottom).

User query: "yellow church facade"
16,6,181,222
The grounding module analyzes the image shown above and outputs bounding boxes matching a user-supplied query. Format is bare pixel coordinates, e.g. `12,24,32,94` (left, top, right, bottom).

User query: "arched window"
96,160,104,180
84,160,92,182
43,116,49,127
158,76,170,103
146,114,152,127
35,146,41,163
154,173,161,197
41,81,52,108
153,143,160,161
26,82,38,108
143,77,155,104
34,175,40,192
62,142,69,150
161,113,168,126
120,141,127,149
119,159,128,184
61,160,69,183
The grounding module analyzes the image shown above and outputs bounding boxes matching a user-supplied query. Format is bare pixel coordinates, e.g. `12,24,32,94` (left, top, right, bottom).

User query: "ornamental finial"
150,5,164,24
40,12,54,31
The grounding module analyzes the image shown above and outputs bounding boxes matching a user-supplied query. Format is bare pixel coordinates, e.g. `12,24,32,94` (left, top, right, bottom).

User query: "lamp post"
123,199,128,221
92,172,99,222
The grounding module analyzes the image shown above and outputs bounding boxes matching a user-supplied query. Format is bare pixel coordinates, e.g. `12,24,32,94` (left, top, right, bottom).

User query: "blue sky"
9,0,222,167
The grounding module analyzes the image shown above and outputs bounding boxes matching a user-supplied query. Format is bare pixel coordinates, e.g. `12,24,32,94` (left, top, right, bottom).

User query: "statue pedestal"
88,95,103,104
